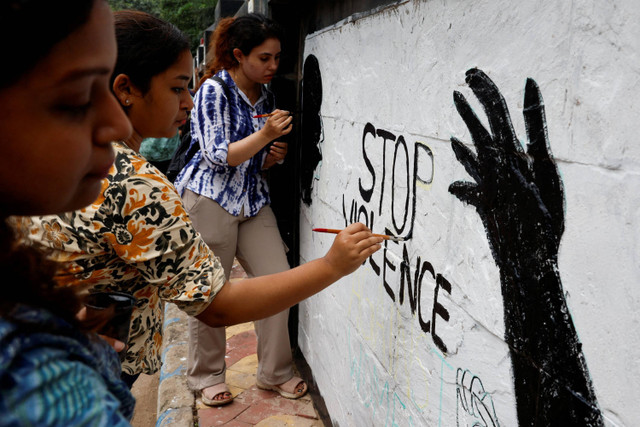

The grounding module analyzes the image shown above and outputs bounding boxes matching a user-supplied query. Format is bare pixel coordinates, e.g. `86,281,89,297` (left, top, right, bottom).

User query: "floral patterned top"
11,143,227,375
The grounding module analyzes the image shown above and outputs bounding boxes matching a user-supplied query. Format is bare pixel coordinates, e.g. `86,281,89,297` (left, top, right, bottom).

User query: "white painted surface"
298,0,640,425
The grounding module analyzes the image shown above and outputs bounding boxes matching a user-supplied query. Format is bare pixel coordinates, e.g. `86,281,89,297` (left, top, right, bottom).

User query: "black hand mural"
449,68,603,426
300,54,323,205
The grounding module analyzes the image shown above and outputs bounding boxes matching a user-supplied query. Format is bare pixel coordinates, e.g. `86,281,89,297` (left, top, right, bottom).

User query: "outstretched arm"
449,68,602,426
196,222,382,326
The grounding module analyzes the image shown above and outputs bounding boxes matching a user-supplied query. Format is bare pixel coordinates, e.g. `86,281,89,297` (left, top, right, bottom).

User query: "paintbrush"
253,111,298,119
312,228,407,242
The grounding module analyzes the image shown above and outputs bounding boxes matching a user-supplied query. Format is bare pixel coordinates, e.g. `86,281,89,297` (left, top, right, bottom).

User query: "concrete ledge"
156,303,194,427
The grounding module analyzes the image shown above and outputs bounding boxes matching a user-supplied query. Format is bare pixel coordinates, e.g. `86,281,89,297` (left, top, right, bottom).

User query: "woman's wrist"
257,127,274,145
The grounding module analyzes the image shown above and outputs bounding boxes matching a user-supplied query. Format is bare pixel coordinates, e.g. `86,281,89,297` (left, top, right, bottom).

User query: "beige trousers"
183,189,293,390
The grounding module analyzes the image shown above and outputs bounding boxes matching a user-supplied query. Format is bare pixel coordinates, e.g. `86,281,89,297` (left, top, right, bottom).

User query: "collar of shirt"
218,70,270,109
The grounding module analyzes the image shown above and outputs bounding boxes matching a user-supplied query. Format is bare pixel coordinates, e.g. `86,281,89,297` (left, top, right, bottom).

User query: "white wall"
297,0,640,425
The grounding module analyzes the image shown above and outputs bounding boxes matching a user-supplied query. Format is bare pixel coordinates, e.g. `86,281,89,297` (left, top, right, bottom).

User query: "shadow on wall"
450,68,603,427
300,54,323,205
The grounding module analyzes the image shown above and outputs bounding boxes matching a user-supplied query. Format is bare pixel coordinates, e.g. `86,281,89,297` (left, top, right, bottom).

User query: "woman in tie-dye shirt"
173,13,307,407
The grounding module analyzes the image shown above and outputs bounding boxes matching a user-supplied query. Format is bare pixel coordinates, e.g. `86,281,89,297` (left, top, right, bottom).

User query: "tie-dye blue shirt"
0,305,134,426
174,70,275,217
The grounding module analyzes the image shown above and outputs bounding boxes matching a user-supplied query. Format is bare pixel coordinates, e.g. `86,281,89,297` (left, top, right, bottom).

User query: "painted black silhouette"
300,54,323,205
449,68,603,426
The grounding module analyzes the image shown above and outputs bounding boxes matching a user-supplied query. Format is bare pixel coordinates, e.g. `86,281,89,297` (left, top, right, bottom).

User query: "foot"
256,376,308,399
201,383,233,407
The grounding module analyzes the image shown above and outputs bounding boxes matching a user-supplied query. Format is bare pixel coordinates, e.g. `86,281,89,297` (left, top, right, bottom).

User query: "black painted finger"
451,137,482,184
523,78,565,238
453,90,493,153
538,171,565,240
465,68,522,154
448,181,481,208
523,78,550,160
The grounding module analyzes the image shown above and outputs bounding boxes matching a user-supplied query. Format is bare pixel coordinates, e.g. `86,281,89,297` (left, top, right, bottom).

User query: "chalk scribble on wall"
456,368,500,427
449,68,603,426
300,54,323,205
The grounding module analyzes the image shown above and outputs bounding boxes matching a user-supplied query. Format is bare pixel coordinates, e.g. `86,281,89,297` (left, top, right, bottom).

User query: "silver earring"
125,99,130,105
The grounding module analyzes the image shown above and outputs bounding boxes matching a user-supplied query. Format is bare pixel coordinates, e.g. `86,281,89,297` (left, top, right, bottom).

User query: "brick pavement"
195,322,323,427
154,260,325,427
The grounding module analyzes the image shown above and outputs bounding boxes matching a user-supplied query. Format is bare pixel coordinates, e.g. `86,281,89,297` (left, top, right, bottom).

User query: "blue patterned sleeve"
0,322,134,426
193,82,232,169
4,357,132,426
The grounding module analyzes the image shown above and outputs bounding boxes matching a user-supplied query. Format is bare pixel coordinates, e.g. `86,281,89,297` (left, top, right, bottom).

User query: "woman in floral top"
13,143,226,380
13,11,383,389
0,0,135,425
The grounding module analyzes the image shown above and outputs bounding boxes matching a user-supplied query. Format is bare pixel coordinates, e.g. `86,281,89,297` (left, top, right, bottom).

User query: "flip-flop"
256,376,308,399
201,383,233,407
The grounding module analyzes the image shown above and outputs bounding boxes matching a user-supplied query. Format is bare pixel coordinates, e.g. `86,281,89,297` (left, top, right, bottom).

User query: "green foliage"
108,0,161,16
108,0,217,53
160,0,217,52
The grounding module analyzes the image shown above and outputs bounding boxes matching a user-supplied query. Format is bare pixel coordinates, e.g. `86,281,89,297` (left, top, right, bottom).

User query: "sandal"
256,376,308,399
201,383,233,407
